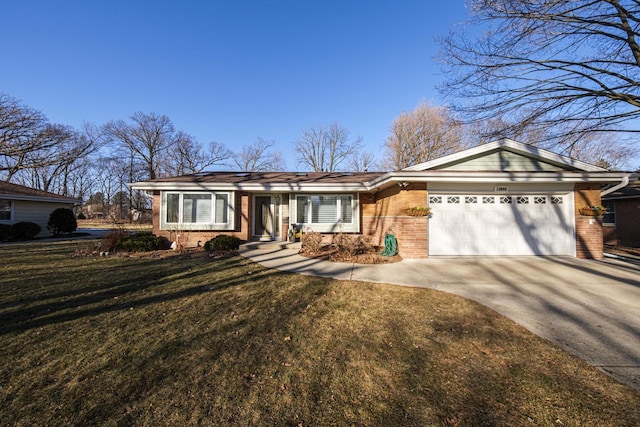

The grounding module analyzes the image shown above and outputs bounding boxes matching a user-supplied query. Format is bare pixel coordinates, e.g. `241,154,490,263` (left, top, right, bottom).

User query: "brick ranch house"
130,139,633,260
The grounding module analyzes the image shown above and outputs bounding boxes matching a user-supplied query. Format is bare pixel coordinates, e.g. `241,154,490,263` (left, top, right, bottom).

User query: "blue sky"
1,1,469,170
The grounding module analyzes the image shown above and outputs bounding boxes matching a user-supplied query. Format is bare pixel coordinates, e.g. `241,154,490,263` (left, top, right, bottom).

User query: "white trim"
402,139,607,172
291,193,359,233
160,190,235,231
0,194,80,204
132,170,631,194
601,176,630,197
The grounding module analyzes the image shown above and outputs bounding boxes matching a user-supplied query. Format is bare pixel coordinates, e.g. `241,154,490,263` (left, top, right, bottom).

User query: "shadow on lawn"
0,255,286,336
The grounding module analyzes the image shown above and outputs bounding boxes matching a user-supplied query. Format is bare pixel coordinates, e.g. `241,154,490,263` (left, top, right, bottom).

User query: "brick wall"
574,184,604,259
616,198,640,247
575,217,604,259
361,184,428,258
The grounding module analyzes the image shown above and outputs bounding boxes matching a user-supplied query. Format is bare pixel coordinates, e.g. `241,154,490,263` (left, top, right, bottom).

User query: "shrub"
76,212,87,220
204,235,242,251
11,222,42,241
300,231,323,254
117,232,169,252
0,224,12,241
334,233,371,256
48,208,77,236
101,229,130,252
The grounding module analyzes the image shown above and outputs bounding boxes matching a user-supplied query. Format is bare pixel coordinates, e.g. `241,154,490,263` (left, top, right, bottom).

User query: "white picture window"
162,192,232,230
295,194,357,232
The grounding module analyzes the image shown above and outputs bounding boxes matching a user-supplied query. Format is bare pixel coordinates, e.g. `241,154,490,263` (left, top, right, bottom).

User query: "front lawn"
1,241,639,426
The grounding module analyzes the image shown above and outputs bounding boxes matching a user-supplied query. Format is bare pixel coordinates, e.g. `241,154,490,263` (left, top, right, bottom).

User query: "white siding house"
0,181,80,237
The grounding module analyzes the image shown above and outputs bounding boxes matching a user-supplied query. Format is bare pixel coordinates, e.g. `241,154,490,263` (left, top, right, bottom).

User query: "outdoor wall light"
397,181,409,188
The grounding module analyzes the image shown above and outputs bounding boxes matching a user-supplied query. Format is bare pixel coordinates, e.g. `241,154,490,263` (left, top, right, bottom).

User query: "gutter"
601,175,630,197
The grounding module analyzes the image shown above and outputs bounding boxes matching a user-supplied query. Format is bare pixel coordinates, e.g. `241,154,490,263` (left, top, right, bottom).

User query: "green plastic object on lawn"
381,233,397,257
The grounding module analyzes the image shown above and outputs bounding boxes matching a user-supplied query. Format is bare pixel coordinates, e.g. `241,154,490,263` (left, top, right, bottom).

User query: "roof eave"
0,194,81,204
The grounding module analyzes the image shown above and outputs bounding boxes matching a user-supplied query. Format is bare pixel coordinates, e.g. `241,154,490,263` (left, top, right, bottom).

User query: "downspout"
601,175,630,197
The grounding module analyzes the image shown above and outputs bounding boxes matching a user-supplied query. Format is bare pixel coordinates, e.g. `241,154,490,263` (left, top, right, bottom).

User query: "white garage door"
428,194,575,256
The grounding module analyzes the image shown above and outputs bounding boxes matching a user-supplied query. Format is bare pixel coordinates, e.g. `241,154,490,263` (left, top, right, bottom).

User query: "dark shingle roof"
141,171,385,185
603,179,640,200
0,181,80,203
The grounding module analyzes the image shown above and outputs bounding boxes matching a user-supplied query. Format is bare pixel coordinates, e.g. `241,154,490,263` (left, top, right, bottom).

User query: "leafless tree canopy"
382,102,465,170
103,112,178,180
160,133,232,176
233,138,285,172
438,0,640,149
294,123,362,172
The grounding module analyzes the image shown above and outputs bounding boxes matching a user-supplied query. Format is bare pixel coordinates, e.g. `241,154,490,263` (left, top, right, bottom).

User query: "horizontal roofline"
130,171,632,192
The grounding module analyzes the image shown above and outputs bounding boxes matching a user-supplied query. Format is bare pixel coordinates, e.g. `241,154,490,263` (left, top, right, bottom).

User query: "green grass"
1,241,639,426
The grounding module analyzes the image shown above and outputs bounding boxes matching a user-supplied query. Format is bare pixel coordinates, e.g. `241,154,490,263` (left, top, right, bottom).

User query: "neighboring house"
602,179,640,248
0,181,80,237
130,139,632,260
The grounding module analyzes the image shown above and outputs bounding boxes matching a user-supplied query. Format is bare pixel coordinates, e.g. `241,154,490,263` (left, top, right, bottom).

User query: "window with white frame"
294,194,357,232
162,192,232,229
0,199,11,221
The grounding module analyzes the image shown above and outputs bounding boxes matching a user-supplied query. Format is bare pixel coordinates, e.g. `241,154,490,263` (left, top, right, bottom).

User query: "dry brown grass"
0,240,639,426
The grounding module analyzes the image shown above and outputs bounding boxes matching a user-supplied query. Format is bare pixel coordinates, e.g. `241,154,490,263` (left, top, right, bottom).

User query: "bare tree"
438,0,640,150
233,138,285,171
382,102,465,170
0,94,68,181
160,132,232,176
294,123,362,172
103,112,177,180
15,124,103,195
347,150,379,172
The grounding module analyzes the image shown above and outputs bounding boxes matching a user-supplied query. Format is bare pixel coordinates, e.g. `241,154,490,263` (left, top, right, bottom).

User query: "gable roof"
402,138,607,172
0,181,80,204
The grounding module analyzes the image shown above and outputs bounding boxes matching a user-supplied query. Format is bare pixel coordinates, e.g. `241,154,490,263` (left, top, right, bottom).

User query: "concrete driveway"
240,244,640,392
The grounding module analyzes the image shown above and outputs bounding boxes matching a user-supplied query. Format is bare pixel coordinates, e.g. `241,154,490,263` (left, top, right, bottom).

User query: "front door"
253,195,281,241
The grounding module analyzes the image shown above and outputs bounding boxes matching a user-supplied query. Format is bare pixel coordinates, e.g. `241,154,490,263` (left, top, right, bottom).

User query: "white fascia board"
402,138,607,172
0,194,81,204
365,171,632,190
129,182,370,193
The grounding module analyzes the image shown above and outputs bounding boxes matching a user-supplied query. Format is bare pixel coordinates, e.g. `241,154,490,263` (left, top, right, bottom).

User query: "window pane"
296,196,309,223
312,196,337,223
166,194,179,223
215,194,228,223
0,199,10,221
340,195,353,223
183,194,211,223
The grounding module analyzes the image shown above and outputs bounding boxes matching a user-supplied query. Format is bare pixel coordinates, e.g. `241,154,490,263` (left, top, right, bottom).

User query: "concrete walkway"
239,242,640,392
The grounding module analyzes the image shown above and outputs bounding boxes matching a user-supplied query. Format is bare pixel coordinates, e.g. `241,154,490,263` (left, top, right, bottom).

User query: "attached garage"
428,191,576,256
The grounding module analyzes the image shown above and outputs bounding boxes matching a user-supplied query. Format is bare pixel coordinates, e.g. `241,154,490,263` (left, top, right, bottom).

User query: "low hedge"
204,235,242,251
116,232,169,252
9,222,42,241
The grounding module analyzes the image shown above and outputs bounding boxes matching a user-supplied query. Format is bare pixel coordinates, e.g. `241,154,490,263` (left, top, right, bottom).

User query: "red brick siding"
574,184,604,259
361,184,428,258
575,217,604,259
615,199,640,247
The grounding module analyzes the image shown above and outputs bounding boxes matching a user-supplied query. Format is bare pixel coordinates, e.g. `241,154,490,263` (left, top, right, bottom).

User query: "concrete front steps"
240,241,302,251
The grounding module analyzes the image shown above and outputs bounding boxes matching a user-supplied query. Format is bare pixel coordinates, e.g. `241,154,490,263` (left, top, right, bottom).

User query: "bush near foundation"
10,222,42,241
204,235,242,251
300,231,323,254
47,208,77,236
117,232,169,252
